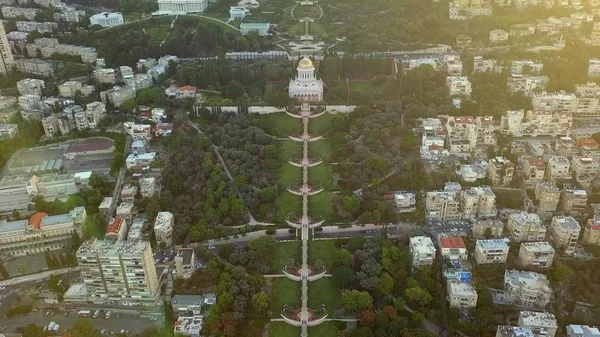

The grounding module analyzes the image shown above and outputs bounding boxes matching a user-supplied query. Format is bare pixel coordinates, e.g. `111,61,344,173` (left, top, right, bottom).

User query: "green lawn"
255,112,302,137
269,241,302,272
308,139,332,163
308,321,346,337
276,140,303,224
308,191,336,223
308,278,341,311
292,4,321,18
270,322,300,337
278,140,303,162
279,164,302,187
270,277,302,316
276,192,302,224
307,240,337,270
308,163,334,190
308,113,335,136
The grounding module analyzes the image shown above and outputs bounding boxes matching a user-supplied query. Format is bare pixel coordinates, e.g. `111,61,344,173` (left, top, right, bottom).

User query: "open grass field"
292,4,322,18
255,113,302,137
308,321,347,337
276,140,303,223
308,113,335,136
308,278,341,312
276,192,303,224
270,322,300,337
307,240,337,269
279,140,303,162
269,277,302,316
308,191,336,223
308,163,334,190
279,164,303,187
269,241,302,272
308,139,332,163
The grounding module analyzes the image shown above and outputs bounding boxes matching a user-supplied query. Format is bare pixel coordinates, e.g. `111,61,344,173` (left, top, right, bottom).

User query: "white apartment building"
508,75,549,97
561,188,588,216
0,124,18,140
120,184,138,203
582,217,600,245
545,156,571,182
393,191,416,213
17,78,44,96
409,236,436,269
100,86,135,107
511,60,544,76
126,153,157,169
157,0,208,13
1,22,16,75
507,212,547,242
460,186,497,219
41,115,59,138
571,157,599,188
532,91,576,113
154,211,174,247
588,58,600,77
487,157,515,186
14,59,54,76
229,6,246,20
54,9,86,23
535,182,561,212
98,197,113,218
446,280,478,308
116,202,137,225
1,7,39,20
76,239,159,306
518,242,555,268
16,21,57,34
474,239,509,264
94,69,117,84
473,56,502,73
522,157,546,189
58,81,82,97
489,29,509,42
500,109,572,138
90,12,124,28
549,216,580,255
440,55,463,75
127,219,145,242
124,122,152,141
174,316,203,337
139,177,157,198
503,270,552,309
131,139,148,154
518,311,558,337
566,325,600,337
425,182,462,221
439,236,468,261
136,58,157,71
555,136,578,158
446,76,472,97
573,82,600,117
175,248,196,279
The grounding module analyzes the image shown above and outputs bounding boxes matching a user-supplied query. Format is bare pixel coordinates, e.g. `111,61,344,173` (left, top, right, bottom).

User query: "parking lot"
153,249,175,265
0,310,161,335
63,153,114,174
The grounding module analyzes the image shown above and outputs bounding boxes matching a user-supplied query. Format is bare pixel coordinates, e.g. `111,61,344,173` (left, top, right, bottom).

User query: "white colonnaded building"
288,56,324,102
156,0,208,14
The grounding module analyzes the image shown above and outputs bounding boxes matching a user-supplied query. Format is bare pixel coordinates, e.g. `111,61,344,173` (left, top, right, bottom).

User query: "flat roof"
476,239,509,250
440,236,466,249
41,213,73,227
0,220,28,233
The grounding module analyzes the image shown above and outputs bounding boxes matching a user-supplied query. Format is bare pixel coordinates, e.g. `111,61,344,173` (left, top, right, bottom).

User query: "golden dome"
298,57,314,69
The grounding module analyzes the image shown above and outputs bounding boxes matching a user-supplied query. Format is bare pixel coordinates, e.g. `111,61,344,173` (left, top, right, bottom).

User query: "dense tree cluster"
218,236,277,274
161,132,247,243
0,113,44,171
319,54,394,81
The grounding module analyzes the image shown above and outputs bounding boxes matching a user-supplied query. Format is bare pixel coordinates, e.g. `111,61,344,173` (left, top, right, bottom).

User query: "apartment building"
409,236,436,269
76,239,159,306
392,191,416,213
446,280,478,308
555,136,579,158
487,157,515,186
507,212,546,242
535,182,561,212
446,116,477,151
90,12,124,27
41,115,58,138
517,311,558,337
522,157,546,189
571,157,599,188
577,138,600,160
489,29,509,42
0,124,18,140
439,236,468,261
58,81,82,97
139,177,157,198
14,59,54,76
545,156,571,182
549,216,580,254
100,86,135,107
105,216,127,241
154,211,174,247
0,22,15,75
127,219,145,242
508,75,549,97
561,188,588,216
1,7,39,20
120,184,138,203
582,217,600,245
136,58,157,71
566,325,600,337
473,219,504,238
460,186,497,219
474,239,509,264
496,326,534,337
98,197,113,218
532,91,576,113
54,9,86,23
93,69,117,84
116,203,137,225
511,60,544,76
16,21,57,34
126,152,157,170
503,270,552,309
425,182,462,221
446,76,472,97
0,212,75,257
17,78,44,96
175,248,196,279
500,109,572,137
518,242,555,268
573,82,600,117
588,58,600,77
473,56,503,73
